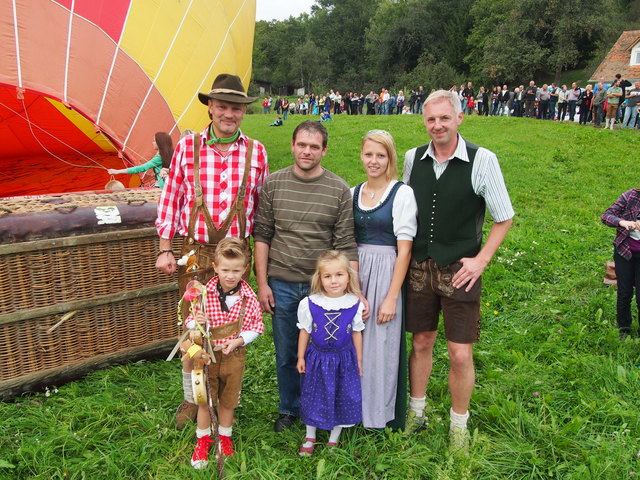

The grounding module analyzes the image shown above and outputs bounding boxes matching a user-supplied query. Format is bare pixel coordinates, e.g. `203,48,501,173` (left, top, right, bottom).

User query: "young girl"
296,250,365,456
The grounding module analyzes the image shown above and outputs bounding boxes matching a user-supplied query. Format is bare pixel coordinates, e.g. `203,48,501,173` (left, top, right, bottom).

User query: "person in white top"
351,129,417,430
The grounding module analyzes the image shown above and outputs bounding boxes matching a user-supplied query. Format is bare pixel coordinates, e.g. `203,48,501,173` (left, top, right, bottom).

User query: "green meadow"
2,113,640,479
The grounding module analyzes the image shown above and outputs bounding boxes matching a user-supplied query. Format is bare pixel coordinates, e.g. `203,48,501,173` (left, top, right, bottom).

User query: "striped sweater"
253,165,358,282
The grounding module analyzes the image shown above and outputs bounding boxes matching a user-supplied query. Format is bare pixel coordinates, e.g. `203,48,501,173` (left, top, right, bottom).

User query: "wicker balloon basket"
0,189,181,400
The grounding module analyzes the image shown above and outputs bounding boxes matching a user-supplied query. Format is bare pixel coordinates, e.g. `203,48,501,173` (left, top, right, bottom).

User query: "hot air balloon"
0,0,256,197
0,0,257,400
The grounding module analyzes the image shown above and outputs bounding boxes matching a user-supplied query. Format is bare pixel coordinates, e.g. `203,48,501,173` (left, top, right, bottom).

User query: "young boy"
180,237,264,469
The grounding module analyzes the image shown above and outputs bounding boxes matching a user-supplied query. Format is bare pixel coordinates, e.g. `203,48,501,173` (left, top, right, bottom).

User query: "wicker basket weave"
0,189,181,399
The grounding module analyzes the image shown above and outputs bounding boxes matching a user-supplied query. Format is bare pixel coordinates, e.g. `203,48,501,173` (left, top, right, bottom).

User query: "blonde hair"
213,237,249,266
310,250,360,297
361,129,398,181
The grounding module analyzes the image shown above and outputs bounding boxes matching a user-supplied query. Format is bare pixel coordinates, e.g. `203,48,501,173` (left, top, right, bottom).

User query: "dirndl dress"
353,180,416,429
297,294,364,431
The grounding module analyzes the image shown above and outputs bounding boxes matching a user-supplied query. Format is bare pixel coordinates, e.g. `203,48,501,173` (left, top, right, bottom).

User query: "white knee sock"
182,371,194,403
196,427,212,438
409,396,426,417
328,426,343,444
450,408,470,431
303,425,317,447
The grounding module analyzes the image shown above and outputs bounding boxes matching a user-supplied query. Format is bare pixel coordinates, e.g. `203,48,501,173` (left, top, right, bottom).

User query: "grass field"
2,112,640,479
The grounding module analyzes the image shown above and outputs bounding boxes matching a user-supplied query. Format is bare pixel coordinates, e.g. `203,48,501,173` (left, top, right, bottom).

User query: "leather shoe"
274,413,297,432
175,400,198,430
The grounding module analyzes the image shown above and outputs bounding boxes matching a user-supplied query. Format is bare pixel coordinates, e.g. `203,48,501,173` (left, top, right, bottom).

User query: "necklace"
364,182,388,201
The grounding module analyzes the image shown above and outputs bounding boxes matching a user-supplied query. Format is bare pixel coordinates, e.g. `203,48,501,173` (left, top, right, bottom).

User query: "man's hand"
156,252,176,274
452,256,488,292
258,284,275,314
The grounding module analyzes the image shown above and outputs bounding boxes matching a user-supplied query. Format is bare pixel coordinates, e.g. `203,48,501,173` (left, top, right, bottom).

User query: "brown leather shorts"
207,347,246,409
405,258,481,343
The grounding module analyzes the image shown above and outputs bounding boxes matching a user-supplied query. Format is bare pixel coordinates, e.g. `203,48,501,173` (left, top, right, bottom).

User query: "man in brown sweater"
253,120,360,432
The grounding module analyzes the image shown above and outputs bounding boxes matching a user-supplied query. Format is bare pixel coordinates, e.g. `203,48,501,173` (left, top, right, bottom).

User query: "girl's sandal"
326,441,338,451
298,438,316,457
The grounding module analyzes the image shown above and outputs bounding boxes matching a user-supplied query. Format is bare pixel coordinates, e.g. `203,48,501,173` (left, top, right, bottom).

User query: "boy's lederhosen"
177,133,254,319
206,296,248,409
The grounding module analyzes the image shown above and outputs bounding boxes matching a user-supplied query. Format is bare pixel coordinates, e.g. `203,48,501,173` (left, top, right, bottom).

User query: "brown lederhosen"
207,297,248,408
177,133,254,319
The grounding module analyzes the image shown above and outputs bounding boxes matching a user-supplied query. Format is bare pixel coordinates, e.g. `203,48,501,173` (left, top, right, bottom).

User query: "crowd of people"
450,75,640,129
261,73,640,130
262,86,428,118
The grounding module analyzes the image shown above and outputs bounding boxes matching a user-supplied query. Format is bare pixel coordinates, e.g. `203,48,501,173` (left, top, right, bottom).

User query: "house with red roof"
590,30,640,83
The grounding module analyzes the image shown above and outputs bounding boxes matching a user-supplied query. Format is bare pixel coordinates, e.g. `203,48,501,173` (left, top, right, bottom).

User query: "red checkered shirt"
185,277,264,346
156,126,269,242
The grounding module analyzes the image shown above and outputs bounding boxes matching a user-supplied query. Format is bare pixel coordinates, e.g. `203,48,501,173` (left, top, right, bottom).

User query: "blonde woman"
352,130,417,429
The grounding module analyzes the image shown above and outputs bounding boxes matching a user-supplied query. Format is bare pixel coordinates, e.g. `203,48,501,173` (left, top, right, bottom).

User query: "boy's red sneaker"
190,434,213,470
220,435,235,456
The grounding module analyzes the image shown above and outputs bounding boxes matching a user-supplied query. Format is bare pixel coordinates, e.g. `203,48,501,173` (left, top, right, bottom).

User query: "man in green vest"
402,90,514,455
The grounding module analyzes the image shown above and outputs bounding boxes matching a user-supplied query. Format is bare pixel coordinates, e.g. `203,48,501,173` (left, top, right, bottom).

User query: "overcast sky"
256,0,316,21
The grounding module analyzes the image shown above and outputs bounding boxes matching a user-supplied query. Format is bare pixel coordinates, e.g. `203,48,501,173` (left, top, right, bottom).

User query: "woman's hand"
377,296,397,324
620,220,638,231
107,168,124,175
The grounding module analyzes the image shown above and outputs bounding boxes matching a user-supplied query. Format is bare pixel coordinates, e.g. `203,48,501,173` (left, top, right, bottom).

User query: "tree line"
252,0,640,95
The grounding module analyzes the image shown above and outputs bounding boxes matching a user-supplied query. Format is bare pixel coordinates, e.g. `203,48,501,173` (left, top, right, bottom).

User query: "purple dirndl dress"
297,294,364,431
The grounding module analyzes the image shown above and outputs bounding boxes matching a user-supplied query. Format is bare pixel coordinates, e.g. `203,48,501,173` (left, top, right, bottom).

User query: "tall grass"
2,113,640,479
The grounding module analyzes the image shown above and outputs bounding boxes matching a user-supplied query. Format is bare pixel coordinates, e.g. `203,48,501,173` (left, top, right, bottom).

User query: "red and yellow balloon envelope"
0,0,256,197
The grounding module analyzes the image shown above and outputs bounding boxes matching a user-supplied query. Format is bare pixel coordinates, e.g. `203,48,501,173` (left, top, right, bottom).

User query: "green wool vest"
410,142,485,266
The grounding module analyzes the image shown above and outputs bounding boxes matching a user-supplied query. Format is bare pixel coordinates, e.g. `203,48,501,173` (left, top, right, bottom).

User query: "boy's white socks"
196,427,212,438
182,370,194,403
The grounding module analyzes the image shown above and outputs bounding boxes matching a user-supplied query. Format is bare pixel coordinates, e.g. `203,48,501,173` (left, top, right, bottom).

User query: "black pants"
558,102,568,120
538,101,549,119
614,250,640,332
